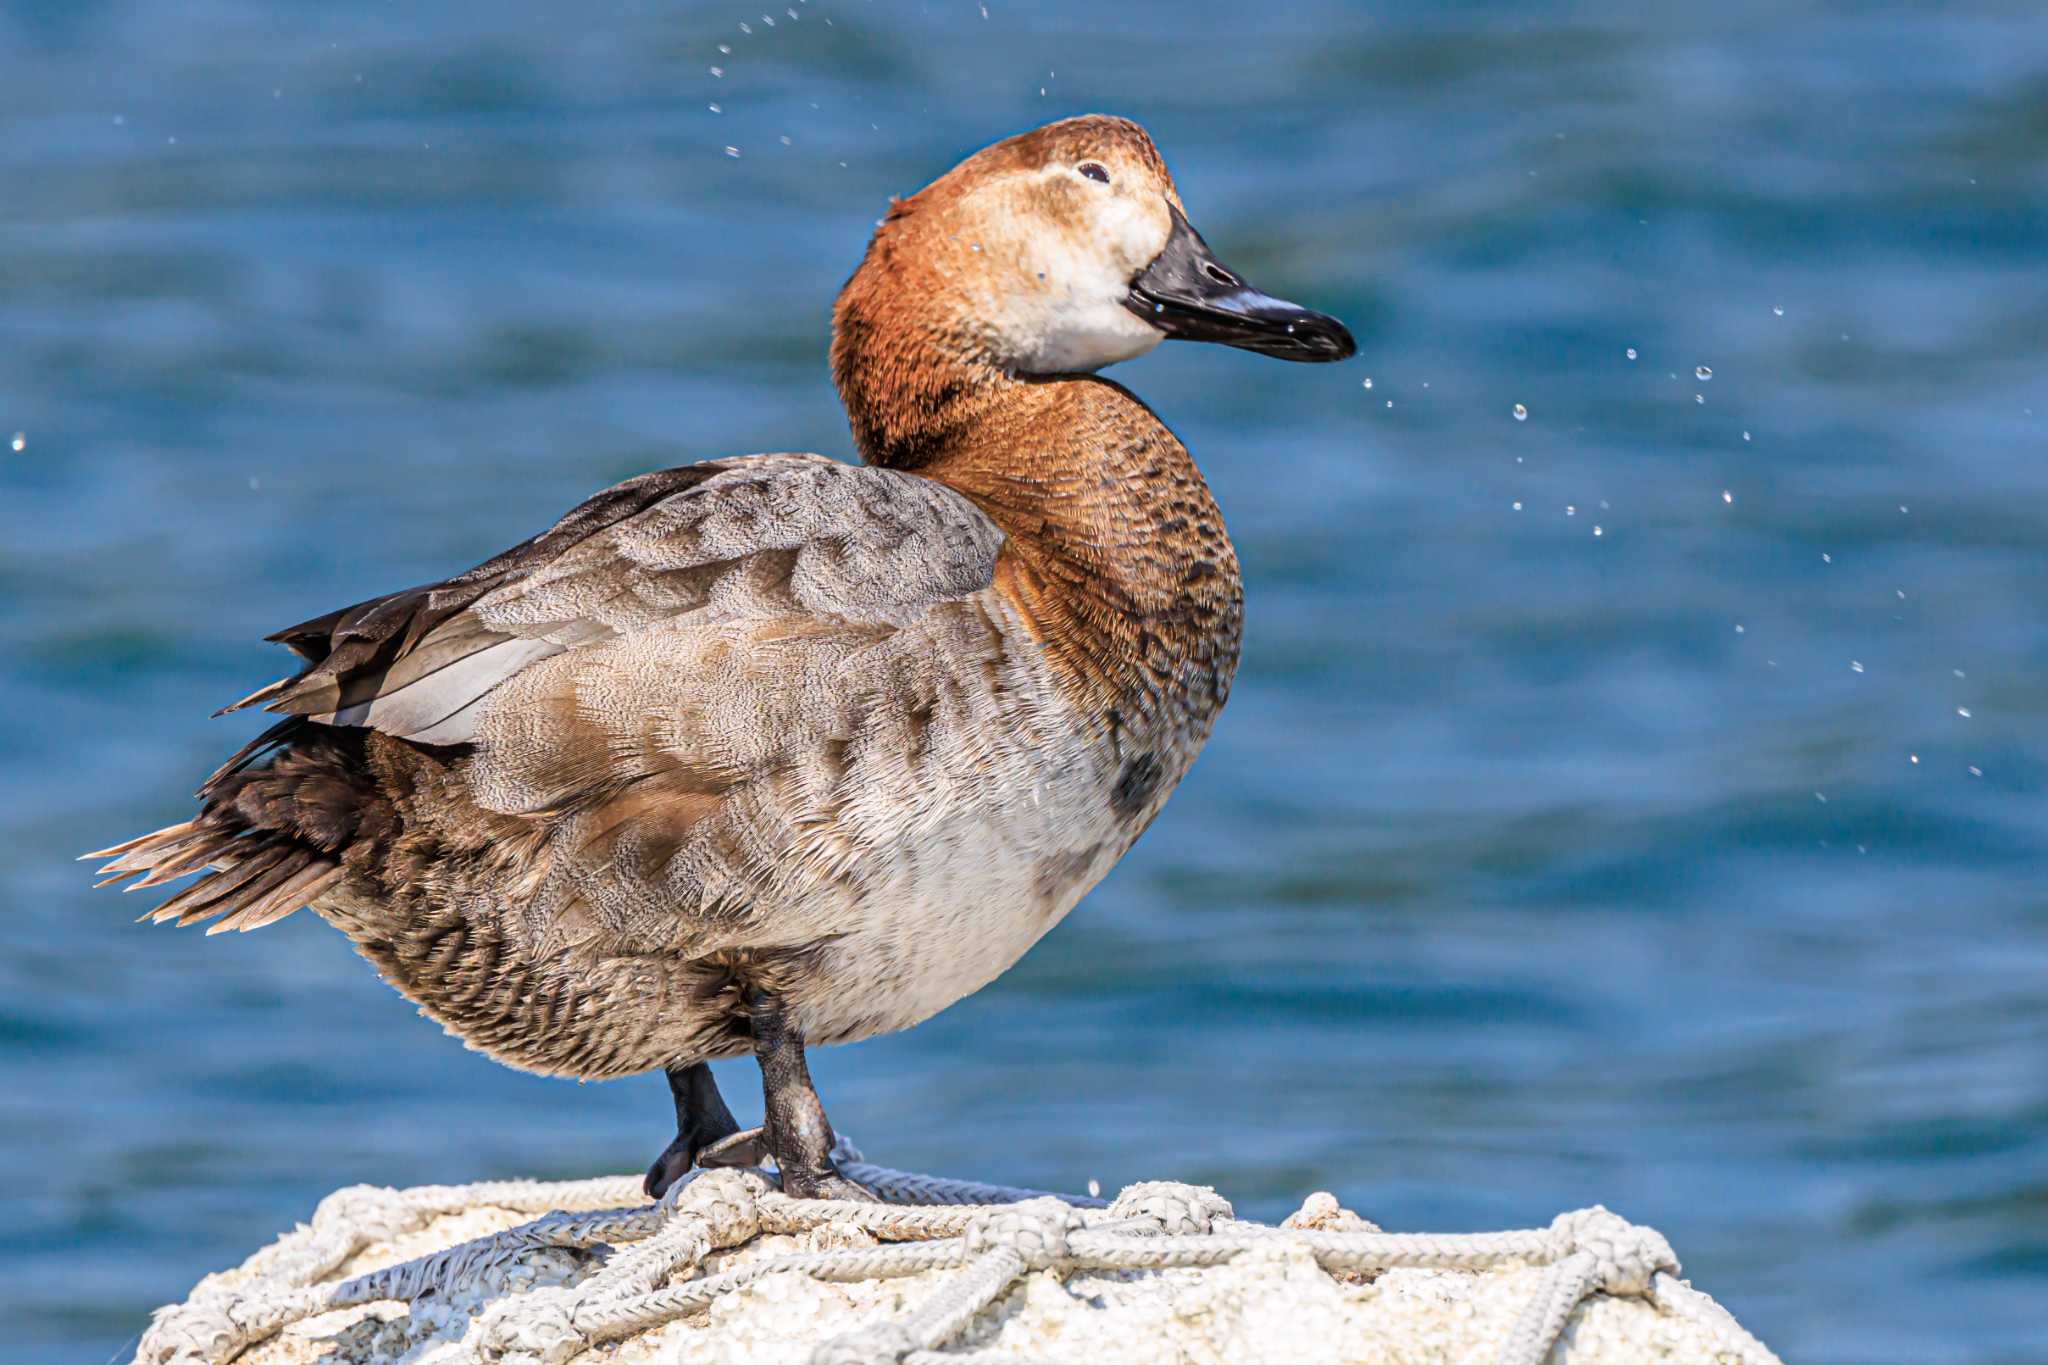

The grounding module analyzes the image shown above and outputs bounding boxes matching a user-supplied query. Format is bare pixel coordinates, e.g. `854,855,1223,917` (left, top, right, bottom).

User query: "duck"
86,115,1355,1201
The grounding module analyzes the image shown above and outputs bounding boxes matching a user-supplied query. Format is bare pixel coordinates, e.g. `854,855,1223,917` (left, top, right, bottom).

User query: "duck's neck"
832,299,1243,732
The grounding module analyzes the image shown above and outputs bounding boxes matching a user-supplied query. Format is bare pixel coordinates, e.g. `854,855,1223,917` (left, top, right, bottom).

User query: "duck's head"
834,115,1356,386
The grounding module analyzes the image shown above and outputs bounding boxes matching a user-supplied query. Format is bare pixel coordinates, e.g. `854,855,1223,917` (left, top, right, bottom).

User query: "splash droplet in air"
1695,366,1713,381
1512,403,1528,422
1722,490,1733,504
8,432,22,453
1361,377,1373,390
1772,305,1784,316
724,145,741,158
1625,347,1637,360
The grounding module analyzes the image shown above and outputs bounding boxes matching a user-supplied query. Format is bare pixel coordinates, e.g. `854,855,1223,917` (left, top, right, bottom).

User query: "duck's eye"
1077,162,1111,184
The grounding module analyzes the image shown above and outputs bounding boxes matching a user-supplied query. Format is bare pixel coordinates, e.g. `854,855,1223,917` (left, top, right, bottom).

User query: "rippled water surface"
5,3,2046,1361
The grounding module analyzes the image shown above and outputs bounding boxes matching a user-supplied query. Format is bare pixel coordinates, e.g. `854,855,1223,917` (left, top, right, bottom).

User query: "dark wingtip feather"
213,677,295,719
198,717,307,797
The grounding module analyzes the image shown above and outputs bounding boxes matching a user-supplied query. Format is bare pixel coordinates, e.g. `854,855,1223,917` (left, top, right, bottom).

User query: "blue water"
4,2,2045,1360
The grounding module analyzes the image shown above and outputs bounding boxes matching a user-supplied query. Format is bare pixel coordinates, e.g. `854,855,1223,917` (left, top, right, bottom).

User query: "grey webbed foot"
694,1126,769,1169
744,987,882,1202
643,1061,745,1200
778,1164,880,1202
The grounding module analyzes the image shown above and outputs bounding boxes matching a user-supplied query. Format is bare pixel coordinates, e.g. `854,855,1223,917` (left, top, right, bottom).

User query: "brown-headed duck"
88,115,1354,1200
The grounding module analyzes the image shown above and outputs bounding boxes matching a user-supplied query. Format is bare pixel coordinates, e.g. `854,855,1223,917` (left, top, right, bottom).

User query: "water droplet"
1772,305,1784,316
1953,669,1966,678
1815,792,1828,804
1957,707,1972,718
1734,623,1746,634
1742,431,1752,442
1361,377,1373,390
1822,553,1832,563
1909,754,1919,764
1625,347,1637,360
8,432,22,452
1899,505,1909,514
780,135,792,146
708,102,723,113
1722,490,1734,504
1969,765,1983,776
1565,504,1577,516
1695,393,1705,404
1695,365,1712,381
709,65,725,76
1592,525,1603,537
1087,1178,1100,1197
1385,400,1393,409
1511,501,1523,511
1512,403,1528,421
718,43,732,53
1850,661,1864,673
723,145,741,158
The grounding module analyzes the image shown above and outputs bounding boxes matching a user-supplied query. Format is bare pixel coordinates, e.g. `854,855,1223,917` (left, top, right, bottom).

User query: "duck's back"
137,453,1161,1076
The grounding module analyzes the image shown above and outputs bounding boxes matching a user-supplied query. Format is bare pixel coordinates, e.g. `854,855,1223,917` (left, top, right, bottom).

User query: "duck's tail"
82,719,357,934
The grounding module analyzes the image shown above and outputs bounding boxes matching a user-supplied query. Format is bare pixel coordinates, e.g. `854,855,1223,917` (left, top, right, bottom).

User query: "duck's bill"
1124,205,1356,363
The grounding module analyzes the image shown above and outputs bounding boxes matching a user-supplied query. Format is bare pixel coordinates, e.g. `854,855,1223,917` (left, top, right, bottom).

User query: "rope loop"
1549,1206,1679,1297
310,1184,415,1244
137,1303,240,1365
1107,1180,1234,1236
667,1166,764,1247
962,1197,1082,1272
474,1284,583,1363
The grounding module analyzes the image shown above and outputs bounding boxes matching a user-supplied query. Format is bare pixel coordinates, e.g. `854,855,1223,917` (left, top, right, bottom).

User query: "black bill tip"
1123,205,1356,364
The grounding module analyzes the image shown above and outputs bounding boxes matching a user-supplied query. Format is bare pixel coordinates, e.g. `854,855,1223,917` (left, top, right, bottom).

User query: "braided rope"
131,1151,1781,1365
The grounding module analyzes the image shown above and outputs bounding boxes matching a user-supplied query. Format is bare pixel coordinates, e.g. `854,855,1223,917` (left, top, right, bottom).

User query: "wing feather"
225,455,1005,749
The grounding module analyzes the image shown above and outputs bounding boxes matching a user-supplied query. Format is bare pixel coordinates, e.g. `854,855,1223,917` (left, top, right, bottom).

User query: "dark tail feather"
87,721,375,934
87,817,338,934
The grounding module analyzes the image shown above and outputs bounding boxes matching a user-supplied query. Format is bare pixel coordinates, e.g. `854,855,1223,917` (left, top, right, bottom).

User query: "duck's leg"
642,1061,749,1199
744,988,878,1201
